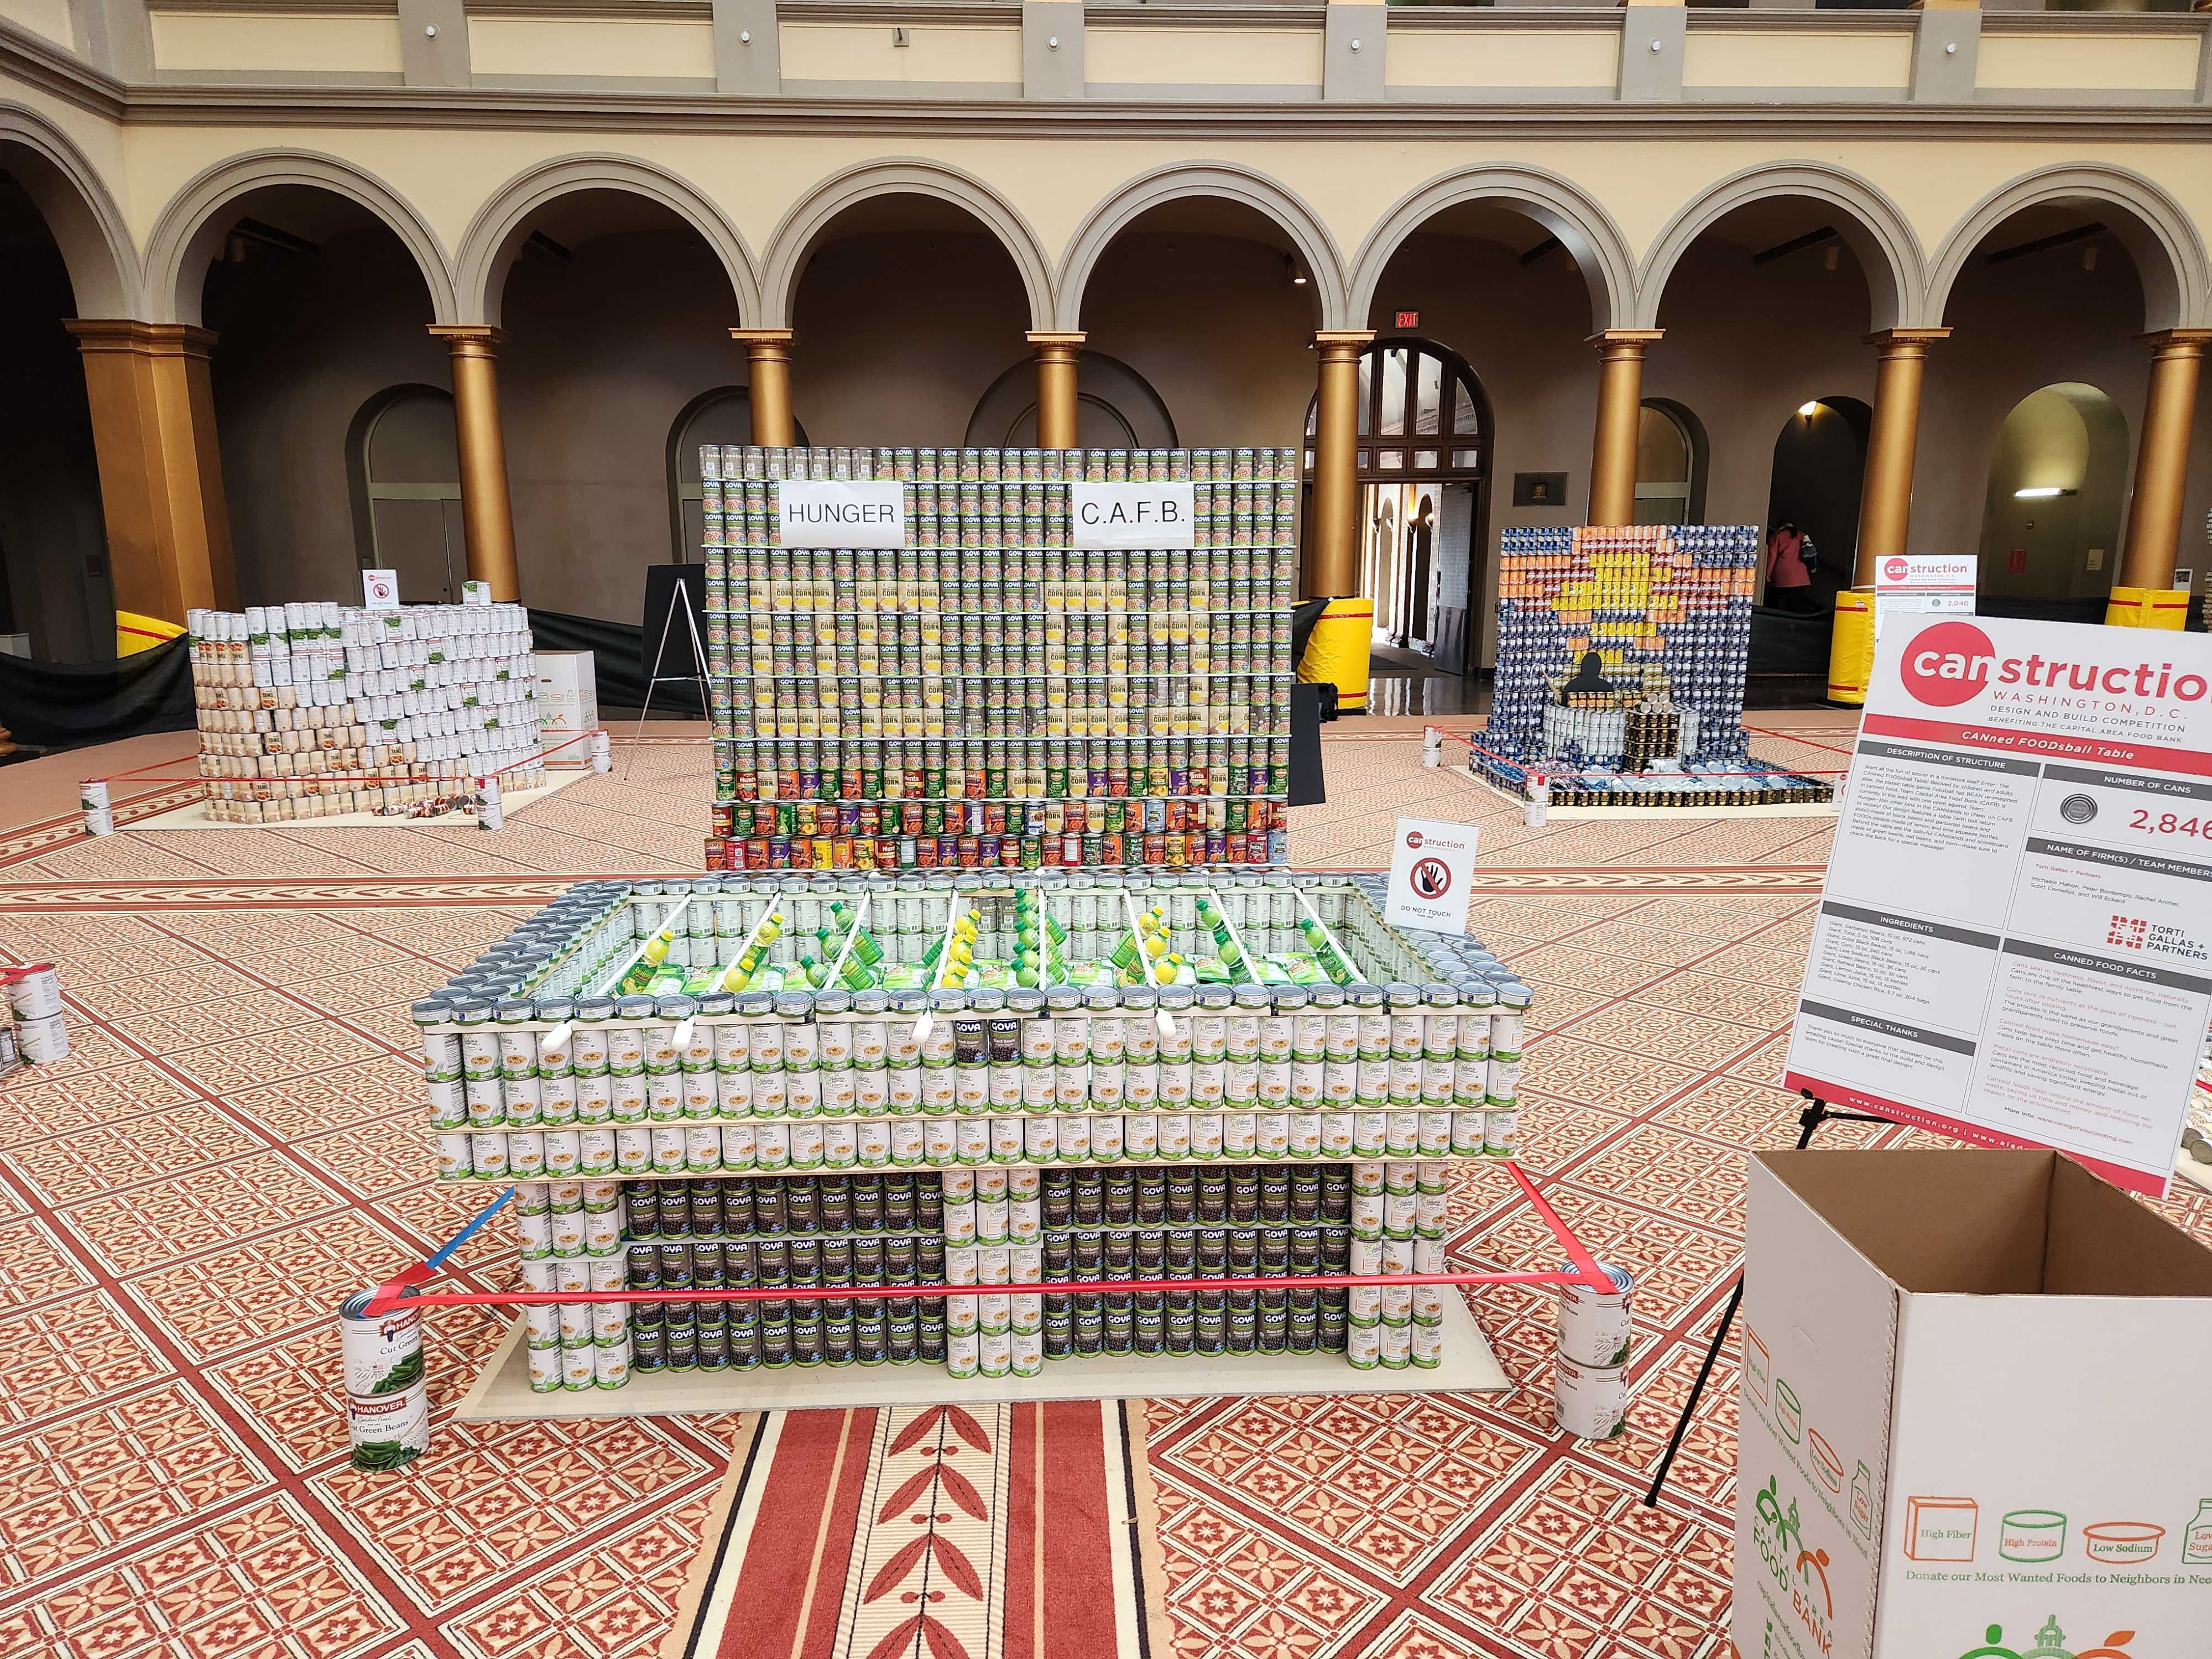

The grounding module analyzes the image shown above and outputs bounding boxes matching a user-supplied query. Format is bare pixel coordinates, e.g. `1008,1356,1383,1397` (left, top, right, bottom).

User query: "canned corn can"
338,1288,430,1472
80,780,114,837
1556,1261,1635,1368
1553,1354,1628,1440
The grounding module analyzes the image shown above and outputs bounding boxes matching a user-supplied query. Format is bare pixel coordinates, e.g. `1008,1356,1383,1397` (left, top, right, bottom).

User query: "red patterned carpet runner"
666,1402,1162,1659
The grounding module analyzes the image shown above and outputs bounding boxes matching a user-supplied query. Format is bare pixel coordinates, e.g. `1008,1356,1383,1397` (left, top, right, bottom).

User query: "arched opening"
197,184,445,609
1636,399,1708,526
0,161,111,660
1076,195,1321,460
789,194,1036,446
667,388,810,558
964,351,1177,450
1921,194,2193,579
1300,337,1489,675
1766,395,1870,606
492,187,752,619
347,385,462,604
1979,384,2130,608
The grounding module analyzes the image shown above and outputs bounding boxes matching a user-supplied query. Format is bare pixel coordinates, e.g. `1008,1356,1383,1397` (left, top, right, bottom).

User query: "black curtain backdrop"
0,636,192,750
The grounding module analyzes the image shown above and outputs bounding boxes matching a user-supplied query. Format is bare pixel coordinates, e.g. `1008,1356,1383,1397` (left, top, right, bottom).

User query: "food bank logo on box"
1957,1616,2141,1659
1754,1477,1835,1658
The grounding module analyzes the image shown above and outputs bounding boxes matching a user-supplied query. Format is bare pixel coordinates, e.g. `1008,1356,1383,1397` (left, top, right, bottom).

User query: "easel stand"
627,575,709,780
1641,1090,1890,1508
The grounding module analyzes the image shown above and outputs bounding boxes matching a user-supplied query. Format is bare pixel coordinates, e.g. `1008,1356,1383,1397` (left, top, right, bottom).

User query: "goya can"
1556,1260,1634,1368
339,1288,430,1471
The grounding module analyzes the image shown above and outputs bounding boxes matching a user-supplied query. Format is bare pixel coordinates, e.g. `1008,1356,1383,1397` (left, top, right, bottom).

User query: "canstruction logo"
1885,557,1912,583
1901,621,2210,709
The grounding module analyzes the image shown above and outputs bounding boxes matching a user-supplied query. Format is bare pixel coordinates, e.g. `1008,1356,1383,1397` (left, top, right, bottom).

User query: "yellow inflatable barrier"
117,611,185,657
2103,585,2190,630
1298,597,1373,711
1827,588,1874,707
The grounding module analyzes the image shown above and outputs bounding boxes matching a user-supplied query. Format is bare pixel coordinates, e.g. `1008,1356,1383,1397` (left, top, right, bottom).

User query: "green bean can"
339,1288,430,1471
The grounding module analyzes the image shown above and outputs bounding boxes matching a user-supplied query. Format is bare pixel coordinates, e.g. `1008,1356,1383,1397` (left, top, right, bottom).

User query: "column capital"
732,327,796,351
1863,327,1952,351
1587,328,1663,351
65,319,219,360
2137,328,2212,354
429,325,509,357
1026,330,1087,351
1312,330,1375,357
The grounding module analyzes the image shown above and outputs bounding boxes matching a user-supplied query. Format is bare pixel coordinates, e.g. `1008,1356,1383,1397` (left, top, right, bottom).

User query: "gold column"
1853,328,1950,584
427,326,522,602
1027,331,1086,450
65,320,237,622
732,327,797,447
1306,330,1373,598
1587,329,1662,525
2117,330,2212,592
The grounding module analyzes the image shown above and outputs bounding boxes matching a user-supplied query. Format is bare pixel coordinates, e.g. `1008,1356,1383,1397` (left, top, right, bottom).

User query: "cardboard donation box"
535,650,599,759
1736,1151,2212,1659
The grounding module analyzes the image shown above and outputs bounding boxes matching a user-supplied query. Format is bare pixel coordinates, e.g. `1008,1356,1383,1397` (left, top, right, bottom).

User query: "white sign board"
1384,817,1479,933
1069,482,1196,550
361,568,400,611
535,650,599,758
776,479,905,549
1783,615,2212,1194
1872,554,1974,639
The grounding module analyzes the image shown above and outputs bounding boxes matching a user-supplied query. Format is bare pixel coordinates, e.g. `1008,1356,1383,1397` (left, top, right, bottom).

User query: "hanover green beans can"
340,1288,430,1471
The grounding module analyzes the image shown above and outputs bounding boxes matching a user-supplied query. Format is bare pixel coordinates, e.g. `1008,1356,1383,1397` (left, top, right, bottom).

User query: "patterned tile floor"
2,719,2203,1659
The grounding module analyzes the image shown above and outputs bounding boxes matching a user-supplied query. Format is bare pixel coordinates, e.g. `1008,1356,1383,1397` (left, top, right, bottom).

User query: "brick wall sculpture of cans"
185,601,546,822
1474,525,1833,807
417,870,1535,1395
696,445,1295,874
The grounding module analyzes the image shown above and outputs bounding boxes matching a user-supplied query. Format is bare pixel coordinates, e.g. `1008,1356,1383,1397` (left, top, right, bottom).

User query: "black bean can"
1104,1293,1135,1354
1042,1229,1072,1280
855,1311,887,1364
916,1177,943,1232
916,1235,945,1280
851,1175,884,1232
755,1237,790,1286
819,1237,852,1283
1197,1228,1228,1275
1044,1298,1073,1357
625,1182,660,1237
1136,1173,1167,1225
691,1180,724,1235
1322,1227,1350,1272
1104,1232,1135,1277
1258,1227,1291,1273
1194,1295,1227,1355
1165,1297,1196,1354
724,1181,757,1235
888,1310,919,1363
1288,1290,1318,1353
1197,1172,1229,1222
726,1238,758,1286
1318,1289,1349,1352
1135,1230,1165,1275
627,1241,662,1288
919,1310,946,1363
729,1310,763,1368
665,1316,698,1369
1166,1173,1197,1223
1041,1173,1072,1229
1290,1171,1323,1222
787,1237,822,1287
1103,1173,1136,1225
658,1240,693,1289
1134,1294,1165,1354
1227,1289,1258,1354
817,1178,851,1233
1166,1228,1197,1274
1228,1228,1258,1275
1290,1227,1321,1275
824,1308,855,1364
884,1176,917,1233
632,1320,668,1371
1073,1303,1104,1354
696,1311,731,1369
1229,1172,1261,1223
1072,1173,1104,1226
885,1235,917,1283
1258,1290,1289,1353
1259,1168,1290,1222
1072,1230,1104,1276
851,1235,883,1282
657,1188,689,1236
1321,1166,1351,1220
753,1182,786,1235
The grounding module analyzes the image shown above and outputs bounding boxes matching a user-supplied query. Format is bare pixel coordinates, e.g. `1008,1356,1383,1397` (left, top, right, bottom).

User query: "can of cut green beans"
338,1287,430,1471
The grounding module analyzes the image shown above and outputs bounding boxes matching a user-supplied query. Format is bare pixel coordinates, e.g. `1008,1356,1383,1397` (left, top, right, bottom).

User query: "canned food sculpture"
697,445,1295,873
415,870,1535,1386
185,600,545,822
1475,525,1833,808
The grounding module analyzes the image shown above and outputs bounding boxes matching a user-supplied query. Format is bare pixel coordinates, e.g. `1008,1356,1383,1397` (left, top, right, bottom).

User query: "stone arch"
1926,164,2211,335
0,103,141,316
455,154,762,328
146,149,457,327
1634,161,1926,333
759,159,1054,331
1347,165,1635,336
1054,163,1351,333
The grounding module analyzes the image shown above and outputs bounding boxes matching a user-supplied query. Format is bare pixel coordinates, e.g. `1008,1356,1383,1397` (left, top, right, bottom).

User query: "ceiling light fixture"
2014,486,2077,499
1798,401,1821,418
1287,254,1307,286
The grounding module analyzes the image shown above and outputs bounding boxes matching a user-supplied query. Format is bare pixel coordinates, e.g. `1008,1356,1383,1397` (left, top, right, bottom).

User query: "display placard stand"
1641,1089,1891,1508
628,572,710,779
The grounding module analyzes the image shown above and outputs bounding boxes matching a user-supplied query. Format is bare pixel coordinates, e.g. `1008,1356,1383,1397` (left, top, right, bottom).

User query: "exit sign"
1394,311,1419,330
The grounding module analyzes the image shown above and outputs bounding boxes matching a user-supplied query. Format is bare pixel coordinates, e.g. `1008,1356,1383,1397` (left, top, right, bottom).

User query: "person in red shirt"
1765,521,1819,614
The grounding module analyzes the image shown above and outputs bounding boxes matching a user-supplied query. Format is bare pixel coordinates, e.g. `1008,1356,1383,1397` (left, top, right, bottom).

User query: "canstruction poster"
1785,616,2212,1194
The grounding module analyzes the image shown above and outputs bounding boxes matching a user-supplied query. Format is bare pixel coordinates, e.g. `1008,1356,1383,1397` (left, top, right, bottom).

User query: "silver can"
1553,1354,1629,1441
80,780,114,837
1557,1261,1635,1368
338,1288,430,1471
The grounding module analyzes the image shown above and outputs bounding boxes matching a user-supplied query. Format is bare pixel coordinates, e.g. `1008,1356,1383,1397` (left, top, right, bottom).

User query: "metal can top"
496,998,535,1023
410,998,453,1025
735,993,775,1018
534,995,576,1022
929,989,969,1013
851,989,890,1014
773,992,813,1019
1345,984,1386,1008
1496,984,1533,1009
696,990,735,1016
656,994,698,1019
814,990,852,1016
1558,1261,1634,1298
1005,989,1045,1015
1233,985,1271,1010
970,989,1005,1014
1156,986,1195,1012
615,995,656,1020
574,995,617,1021
1270,984,1310,1011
